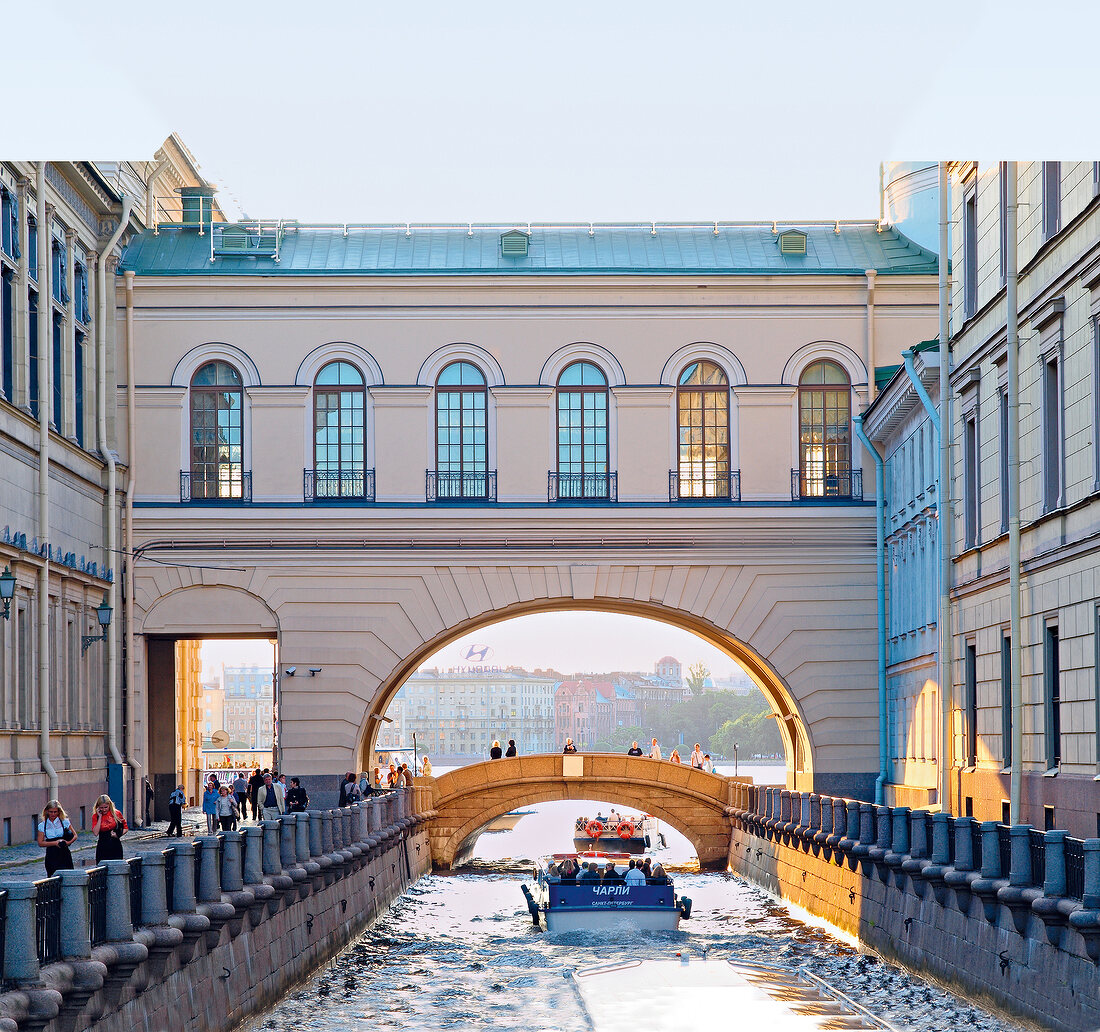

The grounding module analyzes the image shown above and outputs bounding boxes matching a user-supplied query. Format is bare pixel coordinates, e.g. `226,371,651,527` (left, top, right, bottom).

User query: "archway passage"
423,754,739,870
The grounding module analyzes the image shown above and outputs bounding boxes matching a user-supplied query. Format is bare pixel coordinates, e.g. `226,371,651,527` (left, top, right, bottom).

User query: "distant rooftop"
119,220,938,277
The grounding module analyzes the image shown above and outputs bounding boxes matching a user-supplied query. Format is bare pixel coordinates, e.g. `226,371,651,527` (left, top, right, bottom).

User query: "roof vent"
500,230,529,257
777,229,807,255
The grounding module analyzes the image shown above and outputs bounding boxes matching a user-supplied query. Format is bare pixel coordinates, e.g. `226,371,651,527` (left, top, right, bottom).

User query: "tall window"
1042,353,1063,512
1001,633,1012,768
963,412,980,547
1042,161,1061,241
1,266,12,402
676,360,730,498
964,641,977,767
1044,624,1061,767
74,331,84,448
556,360,609,499
28,290,38,418
313,361,365,498
963,184,978,317
189,361,244,499
435,360,488,498
51,311,62,431
797,360,851,497
999,388,1009,533
0,187,17,259
999,162,1009,286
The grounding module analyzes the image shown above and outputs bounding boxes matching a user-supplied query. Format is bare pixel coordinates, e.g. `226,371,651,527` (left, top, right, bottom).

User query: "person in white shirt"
702,753,715,774
37,800,75,876
258,773,286,819
624,858,646,885
649,738,662,760
167,784,186,837
689,744,705,769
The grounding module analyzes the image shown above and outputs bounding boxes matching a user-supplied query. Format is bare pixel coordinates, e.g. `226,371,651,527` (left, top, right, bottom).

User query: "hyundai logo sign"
460,643,494,663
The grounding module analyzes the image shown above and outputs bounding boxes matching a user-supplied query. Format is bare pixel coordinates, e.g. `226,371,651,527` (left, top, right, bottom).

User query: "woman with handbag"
91,794,127,864
36,800,76,876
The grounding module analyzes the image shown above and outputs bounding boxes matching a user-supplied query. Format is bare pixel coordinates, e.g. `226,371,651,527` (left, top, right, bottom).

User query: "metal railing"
0,890,6,983
668,470,741,501
211,221,284,262
971,821,985,871
1065,837,1085,899
548,471,617,502
1028,829,1047,886
88,866,108,946
425,470,497,502
127,856,144,928
791,464,863,501
997,825,1012,879
193,839,203,892
33,877,61,965
180,471,252,504
164,848,176,911
304,468,375,502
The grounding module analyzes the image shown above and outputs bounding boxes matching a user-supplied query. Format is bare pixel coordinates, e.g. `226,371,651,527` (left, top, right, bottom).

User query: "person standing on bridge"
258,773,285,819
489,740,503,760
690,743,704,769
627,741,643,756
285,777,309,812
166,784,186,837
649,738,662,760
563,738,577,754
505,739,517,757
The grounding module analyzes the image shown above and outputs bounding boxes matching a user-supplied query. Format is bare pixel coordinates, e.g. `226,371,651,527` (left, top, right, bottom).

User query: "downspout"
902,351,942,437
1006,162,1023,822
866,270,878,401
123,270,143,789
936,161,954,813
854,414,888,803
96,195,133,770
36,163,59,800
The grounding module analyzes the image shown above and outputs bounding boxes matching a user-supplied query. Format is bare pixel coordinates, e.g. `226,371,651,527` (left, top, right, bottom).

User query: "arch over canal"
423,754,740,870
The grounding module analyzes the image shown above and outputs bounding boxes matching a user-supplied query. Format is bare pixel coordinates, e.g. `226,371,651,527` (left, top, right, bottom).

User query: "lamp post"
734,742,739,777
81,597,113,654
0,566,14,619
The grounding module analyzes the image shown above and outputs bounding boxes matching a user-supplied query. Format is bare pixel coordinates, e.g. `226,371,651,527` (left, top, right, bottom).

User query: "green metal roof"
119,221,938,277
874,364,902,391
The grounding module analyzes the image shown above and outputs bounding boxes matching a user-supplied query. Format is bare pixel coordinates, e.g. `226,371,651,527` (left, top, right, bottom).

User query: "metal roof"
119,221,938,277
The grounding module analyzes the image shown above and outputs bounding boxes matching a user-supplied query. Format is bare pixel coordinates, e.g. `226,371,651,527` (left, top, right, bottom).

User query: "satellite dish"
211,730,230,748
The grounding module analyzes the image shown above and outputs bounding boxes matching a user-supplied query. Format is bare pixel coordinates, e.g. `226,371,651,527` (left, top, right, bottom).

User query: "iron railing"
164,848,176,911
791,464,863,501
997,825,1012,880
303,468,375,502
1065,837,1085,900
668,470,741,501
33,877,61,965
180,470,252,504
127,856,143,928
0,889,7,983
193,839,203,894
88,865,108,946
971,821,986,872
548,471,617,502
1028,829,1046,887
425,470,497,502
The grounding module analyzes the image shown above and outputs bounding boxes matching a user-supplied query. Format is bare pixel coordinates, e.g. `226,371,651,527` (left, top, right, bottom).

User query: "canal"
241,772,1025,1032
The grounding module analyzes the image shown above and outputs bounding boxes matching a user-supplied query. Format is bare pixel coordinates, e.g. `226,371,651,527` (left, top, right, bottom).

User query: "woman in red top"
91,794,126,864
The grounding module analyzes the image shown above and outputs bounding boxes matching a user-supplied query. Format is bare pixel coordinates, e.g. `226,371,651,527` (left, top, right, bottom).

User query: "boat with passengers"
521,851,691,932
571,955,898,1031
573,811,663,853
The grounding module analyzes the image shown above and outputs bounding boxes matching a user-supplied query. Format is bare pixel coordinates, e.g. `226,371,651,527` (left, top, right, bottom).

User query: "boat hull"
545,906,681,933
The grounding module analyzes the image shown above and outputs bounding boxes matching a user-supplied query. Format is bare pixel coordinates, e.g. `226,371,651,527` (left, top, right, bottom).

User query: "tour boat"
520,852,691,933
570,955,898,1031
572,812,663,854
484,808,536,832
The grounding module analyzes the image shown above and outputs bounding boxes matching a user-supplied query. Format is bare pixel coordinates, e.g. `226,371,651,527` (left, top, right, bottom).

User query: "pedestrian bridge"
417,753,748,869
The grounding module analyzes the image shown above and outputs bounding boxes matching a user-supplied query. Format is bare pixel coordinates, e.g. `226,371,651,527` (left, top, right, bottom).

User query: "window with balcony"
308,360,371,501
187,361,247,501
432,360,492,500
673,360,736,500
795,360,855,498
553,360,612,500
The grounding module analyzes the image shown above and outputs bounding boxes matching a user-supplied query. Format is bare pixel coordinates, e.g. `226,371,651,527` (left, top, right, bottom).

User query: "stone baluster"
141,850,171,924
1008,826,1033,887
1084,839,1100,909
824,797,844,847
930,813,951,865
790,791,802,830
2,883,40,984
195,836,223,902
104,858,134,940
322,810,335,855
280,817,297,869
779,790,792,830
814,797,833,846
838,800,860,851
172,841,198,912
904,810,930,876
58,869,91,959
297,810,313,862
309,810,324,857
980,821,1003,878
869,803,892,866
1042,831,1067,898
261,822,283,876
952,817,976,872
368,796,381,835
242,826,265,885
220,832,244,893
808,794,821,832
851,802,875,865
884,806,910,867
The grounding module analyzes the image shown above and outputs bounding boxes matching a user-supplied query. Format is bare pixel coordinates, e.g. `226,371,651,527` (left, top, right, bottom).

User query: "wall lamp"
81,597,113,653
0,566,14,620
308,667,322,677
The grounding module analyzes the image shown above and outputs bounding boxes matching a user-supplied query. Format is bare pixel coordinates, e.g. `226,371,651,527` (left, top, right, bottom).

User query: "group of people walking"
200,769,310,832
625,739,715,771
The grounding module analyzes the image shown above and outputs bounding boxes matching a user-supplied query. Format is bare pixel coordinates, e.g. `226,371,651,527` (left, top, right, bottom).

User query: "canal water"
241,766,1025,1032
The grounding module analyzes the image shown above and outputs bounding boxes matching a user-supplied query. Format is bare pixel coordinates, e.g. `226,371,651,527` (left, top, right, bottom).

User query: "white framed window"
1042,161,1061,241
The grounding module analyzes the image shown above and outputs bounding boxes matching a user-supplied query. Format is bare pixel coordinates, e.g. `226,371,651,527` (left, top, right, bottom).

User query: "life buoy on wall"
585,820,603,839
617,821,634,839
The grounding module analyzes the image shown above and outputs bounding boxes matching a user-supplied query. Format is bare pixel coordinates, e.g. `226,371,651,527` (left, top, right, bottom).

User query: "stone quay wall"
0,787,433,1032
726,784,1100,1032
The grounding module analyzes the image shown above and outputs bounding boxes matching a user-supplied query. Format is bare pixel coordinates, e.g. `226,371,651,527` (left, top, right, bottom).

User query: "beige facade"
118,221,938,806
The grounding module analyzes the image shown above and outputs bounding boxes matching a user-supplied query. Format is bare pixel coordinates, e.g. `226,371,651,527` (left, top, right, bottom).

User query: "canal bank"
0,790,431,1032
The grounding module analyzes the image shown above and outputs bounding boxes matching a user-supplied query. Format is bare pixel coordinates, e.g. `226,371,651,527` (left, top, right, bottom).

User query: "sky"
8,2,1100,223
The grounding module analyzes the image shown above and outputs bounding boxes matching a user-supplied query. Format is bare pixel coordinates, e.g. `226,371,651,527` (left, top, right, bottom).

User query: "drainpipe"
123,270,144,793
35,163,59,801
866,270,878,401
936,161,954,813
96,195,133,770
1006,163,1023,822
901,351,942,435
854,414,888,803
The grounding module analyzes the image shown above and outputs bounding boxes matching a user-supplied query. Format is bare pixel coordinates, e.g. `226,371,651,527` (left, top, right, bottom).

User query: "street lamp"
734,742,739,777
81,597,113,654
0,566,14,620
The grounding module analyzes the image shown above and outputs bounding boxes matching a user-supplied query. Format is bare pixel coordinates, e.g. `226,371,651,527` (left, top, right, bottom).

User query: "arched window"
556,361,610,499
797,360,852,497
189,361,244,500
676,360,730,498
435,360,489,499
313,360,366,499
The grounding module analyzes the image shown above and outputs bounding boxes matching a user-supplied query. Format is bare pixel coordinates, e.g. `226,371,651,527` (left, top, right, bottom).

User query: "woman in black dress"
37,800,76,876
91,794,126,864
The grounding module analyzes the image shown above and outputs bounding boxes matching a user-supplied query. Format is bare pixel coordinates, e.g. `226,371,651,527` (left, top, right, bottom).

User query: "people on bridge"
167,784,186,837
399,763,413,786
216,784,239,831
490,740,503,760
92,794,127,865
286,777,309,812
624,858,646,885
387,762,399,787
648,738,661,760
421,757,433,776
669,748,682,764
373,766,385,789
337,772,356,806
690,743,704,769
202,778,220,833
259,773,285,819
702,753,715,773
505,739,517,758
627,741,643,756
232,772,250,819
563,738,577,753
37,800,76,877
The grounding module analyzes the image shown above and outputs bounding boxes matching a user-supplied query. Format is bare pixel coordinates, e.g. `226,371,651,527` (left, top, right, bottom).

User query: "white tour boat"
571,955,898,1032
572,812,664,854
521,852,691,933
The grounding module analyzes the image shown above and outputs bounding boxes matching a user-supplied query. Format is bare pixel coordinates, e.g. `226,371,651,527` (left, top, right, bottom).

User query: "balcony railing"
669,470,741,502
33,876,61,965
426,470,497,502
304,468,375,502
548,471,617,502
180,470,252,504
88,865,107,946
791,464,862,501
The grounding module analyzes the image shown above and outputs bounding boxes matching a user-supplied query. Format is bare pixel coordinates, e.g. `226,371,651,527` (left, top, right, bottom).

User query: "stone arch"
294,341,384,387
170,342,262,388
539,341,626,387
416,342,506,387
781,340,867,387
142,584,279,637
659,341,748,387
355,597,812,790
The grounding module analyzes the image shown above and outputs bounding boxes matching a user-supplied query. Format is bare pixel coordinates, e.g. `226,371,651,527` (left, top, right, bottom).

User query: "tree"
684,662,709,693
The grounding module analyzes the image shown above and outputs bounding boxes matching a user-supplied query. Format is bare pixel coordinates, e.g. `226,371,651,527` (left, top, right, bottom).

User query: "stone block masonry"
727,784,1100,1032
0,789,433,1032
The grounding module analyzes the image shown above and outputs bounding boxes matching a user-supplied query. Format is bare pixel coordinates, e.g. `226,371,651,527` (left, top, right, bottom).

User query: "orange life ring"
585,820,603,838
617,821,635,839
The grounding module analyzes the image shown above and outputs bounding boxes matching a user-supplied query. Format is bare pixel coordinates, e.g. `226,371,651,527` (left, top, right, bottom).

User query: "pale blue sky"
8,1,1098,222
